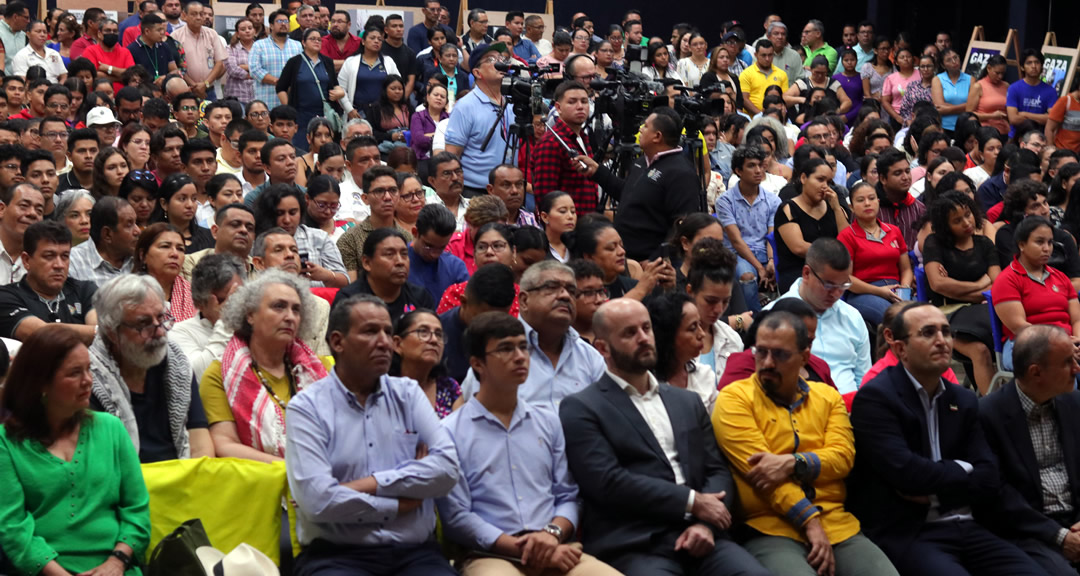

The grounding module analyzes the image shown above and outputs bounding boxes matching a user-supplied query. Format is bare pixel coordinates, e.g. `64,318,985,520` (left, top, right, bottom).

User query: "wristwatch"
792,453,808,482
542,523,564,542
110,550,133,569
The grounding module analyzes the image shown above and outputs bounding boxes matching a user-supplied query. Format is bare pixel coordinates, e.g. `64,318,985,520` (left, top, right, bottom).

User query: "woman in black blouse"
774,158,849,292
923,190,1000,394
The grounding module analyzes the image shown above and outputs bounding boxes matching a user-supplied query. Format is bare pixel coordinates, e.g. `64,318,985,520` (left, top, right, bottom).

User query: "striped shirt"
1016,384,1074,533
878,192,925,249
68,241,133,288
248,36,302,106
224,42,255,101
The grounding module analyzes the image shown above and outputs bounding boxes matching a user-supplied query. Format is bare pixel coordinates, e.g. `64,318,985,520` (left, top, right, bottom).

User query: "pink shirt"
170,24,226,83
881,71,919,105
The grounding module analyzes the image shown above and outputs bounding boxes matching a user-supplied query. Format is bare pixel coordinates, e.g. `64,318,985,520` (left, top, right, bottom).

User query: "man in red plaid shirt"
531,80,599,213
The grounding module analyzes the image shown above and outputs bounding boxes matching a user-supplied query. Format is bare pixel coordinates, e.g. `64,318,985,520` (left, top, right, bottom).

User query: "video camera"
493,61,562,134
591,74,671,143
671,82,728,137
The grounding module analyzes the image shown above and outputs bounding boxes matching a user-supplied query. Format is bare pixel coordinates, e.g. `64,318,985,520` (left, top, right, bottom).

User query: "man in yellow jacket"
713,310,899,576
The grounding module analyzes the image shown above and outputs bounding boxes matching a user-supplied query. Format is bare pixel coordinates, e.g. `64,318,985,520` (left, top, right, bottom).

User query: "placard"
964,44,1001,77
1042,47,1076,96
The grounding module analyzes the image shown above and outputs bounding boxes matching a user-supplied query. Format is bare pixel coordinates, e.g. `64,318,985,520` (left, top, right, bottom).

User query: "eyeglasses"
751,346,795,363
273,18,290,24
404,327,444,342
904,325,953,341
180,105,198,112
526,280,578,298
439,167,464,178
809,267,852,293
485,340,529,359
399,190,423,202
311,200,340,211
475,240,509,253
121,312,175,337
42,131,68,140
249,111,269,118
577,287,609,300
0,163,17,171
45,102,70,111
367,186,399,198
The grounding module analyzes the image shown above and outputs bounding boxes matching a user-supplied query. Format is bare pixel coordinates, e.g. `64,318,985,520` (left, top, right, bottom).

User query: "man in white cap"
85,107,122,147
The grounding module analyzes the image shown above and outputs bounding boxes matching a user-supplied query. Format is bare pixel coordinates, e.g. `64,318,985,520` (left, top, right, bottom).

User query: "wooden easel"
1040,31,1080,96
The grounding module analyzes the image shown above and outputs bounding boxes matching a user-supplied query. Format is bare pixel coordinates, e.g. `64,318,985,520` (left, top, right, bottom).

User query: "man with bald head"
980,325,1080,575
849,303,1045,576
560,299,771,576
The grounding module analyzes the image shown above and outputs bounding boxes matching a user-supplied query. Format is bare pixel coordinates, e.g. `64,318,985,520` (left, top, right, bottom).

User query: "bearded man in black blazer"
559,298,770,576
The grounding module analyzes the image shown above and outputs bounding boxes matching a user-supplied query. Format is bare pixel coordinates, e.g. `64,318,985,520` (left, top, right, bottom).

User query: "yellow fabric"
200,357,334,425
289,13,300,31
140,457,288,564
712,373,860,544
738,63,789,111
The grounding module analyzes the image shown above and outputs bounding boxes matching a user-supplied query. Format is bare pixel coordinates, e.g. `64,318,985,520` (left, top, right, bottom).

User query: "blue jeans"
846,279,900,326
735,247,768,313
1003,338,1014,371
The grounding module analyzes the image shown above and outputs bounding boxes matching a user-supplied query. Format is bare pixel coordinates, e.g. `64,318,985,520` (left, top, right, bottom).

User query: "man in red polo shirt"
876,148,925,249
321,10,361,74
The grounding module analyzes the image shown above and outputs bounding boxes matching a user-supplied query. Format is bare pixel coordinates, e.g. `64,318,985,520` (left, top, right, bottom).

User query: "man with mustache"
459,260,604,414
338,165,415,281
0,221,98,343
0,181,43,285
766,238,871,396
848,302,1045,576
559,298,770,576
285,293,460,576
88,274,216,463
714,311,899,576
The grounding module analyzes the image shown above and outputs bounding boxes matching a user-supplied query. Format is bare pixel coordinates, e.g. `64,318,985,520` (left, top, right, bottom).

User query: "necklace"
250,356,296,408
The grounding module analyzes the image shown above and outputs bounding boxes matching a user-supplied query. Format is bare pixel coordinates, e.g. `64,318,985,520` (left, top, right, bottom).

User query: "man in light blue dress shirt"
437,311,622,575
459,260,605,413
285,294,460,575
765,238,871,395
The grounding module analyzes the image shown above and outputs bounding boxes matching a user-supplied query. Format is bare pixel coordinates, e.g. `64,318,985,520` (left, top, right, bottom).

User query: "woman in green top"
0,326,150,575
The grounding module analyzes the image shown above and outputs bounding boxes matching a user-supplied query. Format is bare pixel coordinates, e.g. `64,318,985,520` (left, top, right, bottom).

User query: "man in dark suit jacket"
848,302,1044,576
980,324,1080,575
559,299,770,576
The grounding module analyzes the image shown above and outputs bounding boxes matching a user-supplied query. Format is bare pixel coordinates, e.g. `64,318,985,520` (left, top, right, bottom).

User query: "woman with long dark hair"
775,158,849,291
133,222,196,322
366,74,413,155
151,173,215,253
646,291,716,410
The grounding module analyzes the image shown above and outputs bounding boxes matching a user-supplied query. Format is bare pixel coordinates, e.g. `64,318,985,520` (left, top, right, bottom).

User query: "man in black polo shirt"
126,13,177,85
0,220,97,342
58,128,98,193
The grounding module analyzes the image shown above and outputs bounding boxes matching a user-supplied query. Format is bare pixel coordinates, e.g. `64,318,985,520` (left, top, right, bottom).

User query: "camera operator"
533,80,599,214
445,42,514,198
575,107,702,262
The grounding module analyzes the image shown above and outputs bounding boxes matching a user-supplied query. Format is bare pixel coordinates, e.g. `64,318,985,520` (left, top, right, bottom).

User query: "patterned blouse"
437,281,521,317
434,376,462,419
898,81,934,124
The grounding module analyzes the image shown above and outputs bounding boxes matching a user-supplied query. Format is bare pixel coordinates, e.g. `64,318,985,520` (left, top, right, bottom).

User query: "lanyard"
140,40,161,79
250,357,296,408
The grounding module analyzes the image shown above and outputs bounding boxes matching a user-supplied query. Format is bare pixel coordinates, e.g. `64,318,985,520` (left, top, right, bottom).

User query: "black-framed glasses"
404,327,444,342
526,281,578,298
121,313,175,337
439,167,464,178
42,130,68,140
399,190,423,202
577,287,609,300
809,267,852,293
367,186,399,198
475,240,509,253
751,346,794,363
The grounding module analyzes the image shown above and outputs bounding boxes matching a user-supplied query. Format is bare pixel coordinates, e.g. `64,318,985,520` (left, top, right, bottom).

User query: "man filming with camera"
533,80,599,214
575,108,701,262
445,42,515,198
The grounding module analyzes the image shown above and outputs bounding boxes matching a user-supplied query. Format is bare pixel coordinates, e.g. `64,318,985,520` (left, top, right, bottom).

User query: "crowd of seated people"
3,4,1080,576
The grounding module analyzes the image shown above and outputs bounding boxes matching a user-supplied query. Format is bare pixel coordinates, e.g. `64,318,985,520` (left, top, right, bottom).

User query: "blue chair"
908,250,920,267
914,266,930,302
982,290,1012,394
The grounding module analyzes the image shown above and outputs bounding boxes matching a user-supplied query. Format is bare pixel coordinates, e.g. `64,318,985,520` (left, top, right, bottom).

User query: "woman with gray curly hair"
198,269,330,462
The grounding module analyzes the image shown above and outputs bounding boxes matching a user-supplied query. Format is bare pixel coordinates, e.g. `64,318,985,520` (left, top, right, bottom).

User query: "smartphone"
299,252,310,267
659,243,673,265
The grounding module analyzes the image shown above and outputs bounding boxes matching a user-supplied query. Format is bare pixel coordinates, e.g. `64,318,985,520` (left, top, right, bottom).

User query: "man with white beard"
88,274,216,463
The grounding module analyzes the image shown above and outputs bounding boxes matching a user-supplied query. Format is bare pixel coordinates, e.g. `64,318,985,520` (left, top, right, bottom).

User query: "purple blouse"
409,108,449,160
833,72,864,124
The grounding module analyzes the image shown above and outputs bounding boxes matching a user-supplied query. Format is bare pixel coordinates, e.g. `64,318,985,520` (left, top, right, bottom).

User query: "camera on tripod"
591,74,670,143
672,82,728,137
